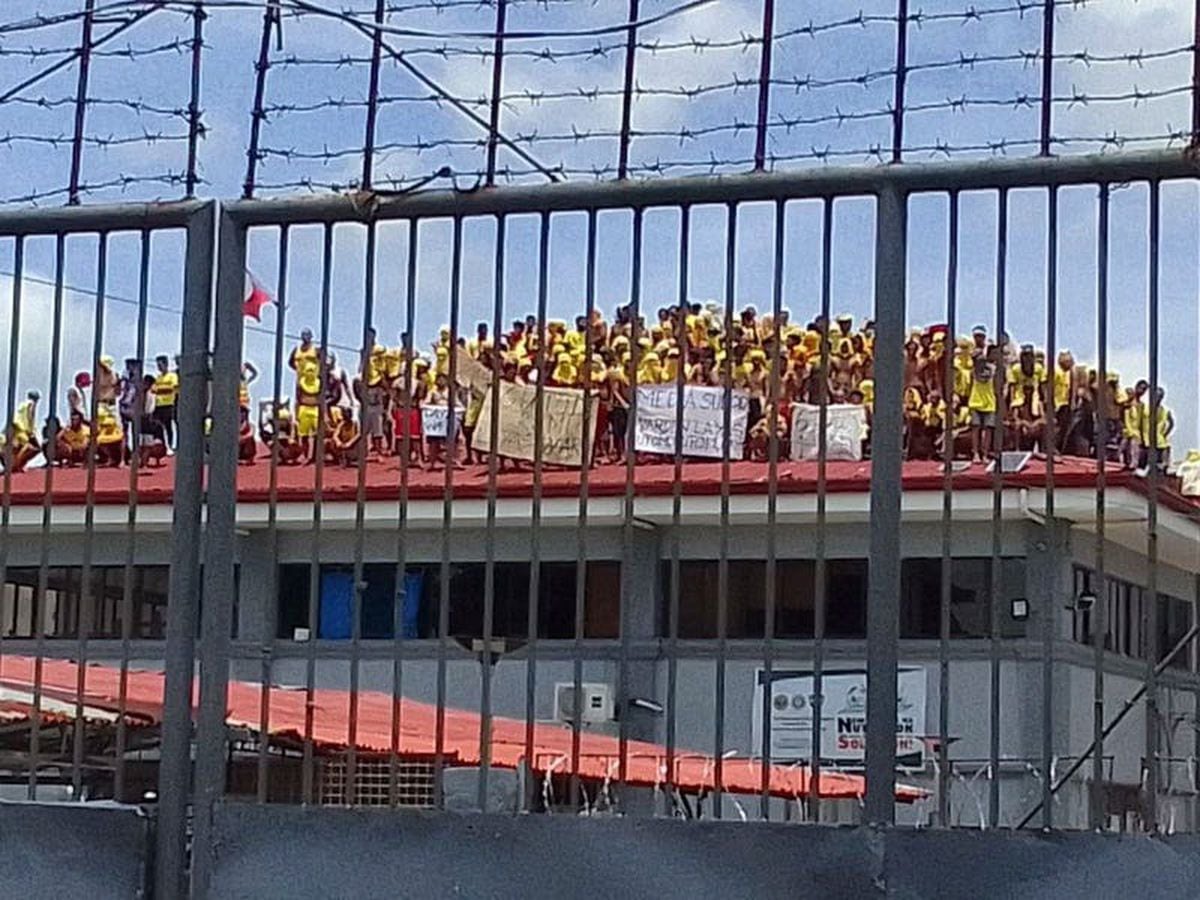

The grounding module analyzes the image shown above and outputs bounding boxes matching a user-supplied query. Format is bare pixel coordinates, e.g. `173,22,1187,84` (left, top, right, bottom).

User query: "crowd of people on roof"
0,304,1177,476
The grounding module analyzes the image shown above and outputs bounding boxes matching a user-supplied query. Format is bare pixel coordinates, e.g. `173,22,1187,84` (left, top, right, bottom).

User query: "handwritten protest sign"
633,385,750,460
421,405,454,439
454,346,492,394
472,380,596,466
790,403,868,461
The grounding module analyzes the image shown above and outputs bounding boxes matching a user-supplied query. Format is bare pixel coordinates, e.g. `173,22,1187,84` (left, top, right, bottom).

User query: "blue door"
319,571,354,639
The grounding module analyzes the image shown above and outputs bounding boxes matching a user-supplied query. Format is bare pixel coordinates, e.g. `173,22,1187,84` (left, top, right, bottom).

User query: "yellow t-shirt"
1142,405,1172,450
1008,362,1045,390
968,360,997,413
153,371,179,407
61,424,91,451
1053,368,1072,410
1123,400,1145,440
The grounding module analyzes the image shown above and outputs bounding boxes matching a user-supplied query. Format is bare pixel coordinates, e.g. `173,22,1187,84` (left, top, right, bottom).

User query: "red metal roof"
0,656,923,802
3,450,1190,513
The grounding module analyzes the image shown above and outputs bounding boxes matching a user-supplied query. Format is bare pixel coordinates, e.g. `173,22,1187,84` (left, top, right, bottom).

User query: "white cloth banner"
751,667,927,767
633,385,750,460
790,403,868,461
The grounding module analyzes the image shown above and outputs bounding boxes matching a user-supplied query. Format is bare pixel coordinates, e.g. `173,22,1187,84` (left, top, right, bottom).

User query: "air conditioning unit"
554,682,614,725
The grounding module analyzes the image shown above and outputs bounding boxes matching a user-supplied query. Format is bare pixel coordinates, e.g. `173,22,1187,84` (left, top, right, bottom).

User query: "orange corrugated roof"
0,656,923,802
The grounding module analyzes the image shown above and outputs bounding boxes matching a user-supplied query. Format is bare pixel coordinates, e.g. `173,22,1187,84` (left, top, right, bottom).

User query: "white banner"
790,403,869,461
633,385,750,460
421,405,454,438
751,667,927,767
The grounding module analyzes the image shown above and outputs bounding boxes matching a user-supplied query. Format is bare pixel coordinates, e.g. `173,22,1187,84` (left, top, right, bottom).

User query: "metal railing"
0,149,1199,897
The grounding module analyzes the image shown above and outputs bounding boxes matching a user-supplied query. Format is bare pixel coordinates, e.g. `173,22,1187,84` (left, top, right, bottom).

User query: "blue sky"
1,0,1197,444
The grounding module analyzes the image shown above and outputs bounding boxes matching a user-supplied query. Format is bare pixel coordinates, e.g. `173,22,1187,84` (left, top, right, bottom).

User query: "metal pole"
891,0,909,163
865,184,906,823
753,0,776,171
617,0,641,179
485,0,508,186
68,0,97,205
243,0,279,198
1192,0,1200,147
190,206,245,898
1144,180,1161,831
155,201,215,900
1040,185,1059,829
361,0,386,189
185,0,206,197
1039,0,1055,156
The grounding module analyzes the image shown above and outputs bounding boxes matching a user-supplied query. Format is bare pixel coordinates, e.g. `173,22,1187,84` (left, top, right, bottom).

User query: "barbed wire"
0,0,1195,205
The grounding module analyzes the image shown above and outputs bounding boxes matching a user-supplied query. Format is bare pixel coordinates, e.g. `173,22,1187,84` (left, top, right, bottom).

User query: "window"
277,561,621,640
1070,566,1187,665
1,566,170,639
662,557,1027,640
660,559,868,639
899,558,1027,639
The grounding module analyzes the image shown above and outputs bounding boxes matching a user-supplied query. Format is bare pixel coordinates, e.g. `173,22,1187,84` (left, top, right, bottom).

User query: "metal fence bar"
758,197,784,817
223,151,1200,226
27,233,67,800
388,220,418,806
569,208,598,812
154,200,213,900
1193,0,1200,146
71,231,108,799
478,214,505,810
1040,185,1059,829
809,197,833,818
617,207,644,795
665,204,688,815
1090,182,1110,831
713,201,738,818
1144,179,1161,832
302,223,335,806
865,184,905,824
0,237,20,698
434,215,464,808
988,189,1009,828
190,204,246,897
67,0,97,206
523,211,550,808
938,190,959,827
112,229,153,803
256,223,289,804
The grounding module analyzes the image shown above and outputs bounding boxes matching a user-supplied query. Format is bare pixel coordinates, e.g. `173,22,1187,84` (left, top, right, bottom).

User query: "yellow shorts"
297,405,320,438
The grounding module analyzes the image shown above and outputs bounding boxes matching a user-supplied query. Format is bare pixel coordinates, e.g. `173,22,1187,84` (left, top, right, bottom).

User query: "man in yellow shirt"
1142,386,1174,470
968,347,999,464
152,355,179,450
1120,379,1148,469
1,390,41,473
57,409,92,466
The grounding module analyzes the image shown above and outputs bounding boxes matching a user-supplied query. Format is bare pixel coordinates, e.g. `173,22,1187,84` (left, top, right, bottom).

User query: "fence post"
155,201,215,900
865,183,906,824
190,205,246,898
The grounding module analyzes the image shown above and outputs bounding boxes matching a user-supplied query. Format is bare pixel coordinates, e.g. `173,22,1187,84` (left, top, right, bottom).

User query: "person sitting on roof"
326,406,361,469
0,391,41,474
94,405,124,467
238,406,258,465
56,408,92,467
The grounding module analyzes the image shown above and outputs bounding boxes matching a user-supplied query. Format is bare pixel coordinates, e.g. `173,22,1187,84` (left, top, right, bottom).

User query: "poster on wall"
750,667,927,768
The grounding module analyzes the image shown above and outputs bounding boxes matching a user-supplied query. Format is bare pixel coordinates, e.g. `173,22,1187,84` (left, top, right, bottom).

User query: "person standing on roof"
968,334,998,465
152,355,178,450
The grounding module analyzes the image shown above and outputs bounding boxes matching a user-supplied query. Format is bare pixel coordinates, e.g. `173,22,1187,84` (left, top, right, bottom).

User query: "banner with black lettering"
472,380,595,466
633,384,750,460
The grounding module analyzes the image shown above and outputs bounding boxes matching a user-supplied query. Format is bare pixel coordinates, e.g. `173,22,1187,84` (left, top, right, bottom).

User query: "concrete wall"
205,805,1200,900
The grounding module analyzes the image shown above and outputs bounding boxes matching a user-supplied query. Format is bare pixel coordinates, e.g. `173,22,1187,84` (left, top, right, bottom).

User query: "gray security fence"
1,150,1200,898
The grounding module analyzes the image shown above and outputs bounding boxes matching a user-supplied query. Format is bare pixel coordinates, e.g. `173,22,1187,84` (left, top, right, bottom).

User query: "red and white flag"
243,270,274,321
